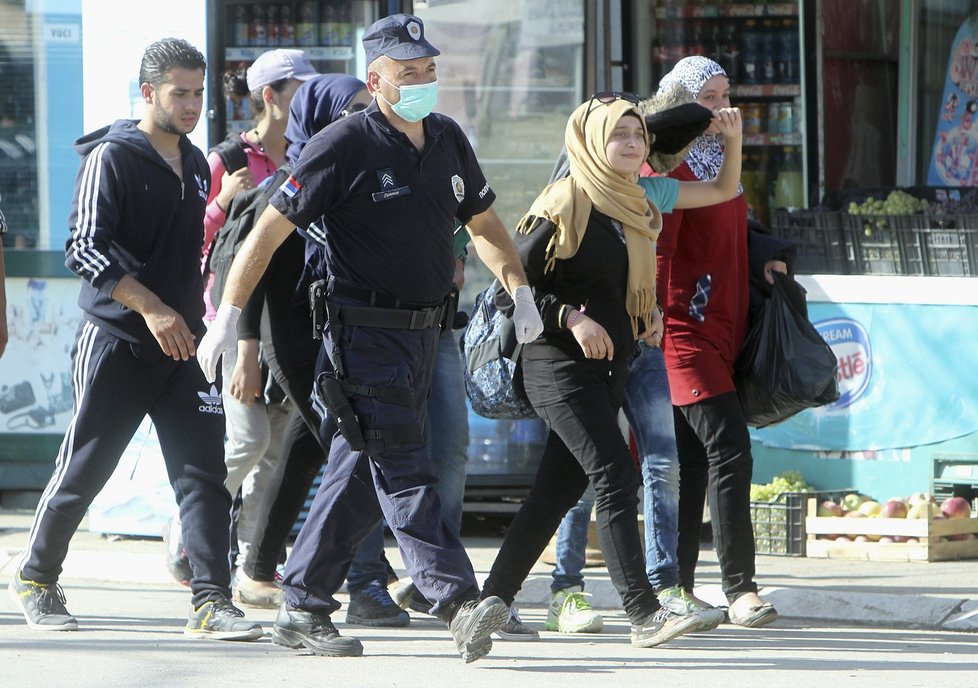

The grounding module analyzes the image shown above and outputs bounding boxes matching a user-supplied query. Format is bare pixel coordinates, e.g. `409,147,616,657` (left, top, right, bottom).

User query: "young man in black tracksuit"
7,38,261,641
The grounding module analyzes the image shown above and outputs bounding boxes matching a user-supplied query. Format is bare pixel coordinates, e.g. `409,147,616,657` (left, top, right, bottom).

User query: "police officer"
8,38,262,641
197,14,543,662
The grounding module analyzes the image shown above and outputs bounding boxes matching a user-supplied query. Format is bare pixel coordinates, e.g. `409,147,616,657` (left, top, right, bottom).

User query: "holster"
309,279,327,340
442,288,460,331
315,369,366,451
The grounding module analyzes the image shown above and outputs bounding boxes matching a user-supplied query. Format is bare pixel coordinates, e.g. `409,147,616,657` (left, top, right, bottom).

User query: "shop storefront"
2,0,977,506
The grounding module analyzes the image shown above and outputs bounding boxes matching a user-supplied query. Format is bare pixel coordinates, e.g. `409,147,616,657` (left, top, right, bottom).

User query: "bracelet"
567,309,584,329
214,199,227,214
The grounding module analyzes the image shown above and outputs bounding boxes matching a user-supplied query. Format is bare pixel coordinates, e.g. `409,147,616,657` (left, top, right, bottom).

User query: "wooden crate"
805,499,978,562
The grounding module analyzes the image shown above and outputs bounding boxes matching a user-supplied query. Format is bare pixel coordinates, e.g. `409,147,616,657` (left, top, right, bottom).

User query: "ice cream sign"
814,318,871,409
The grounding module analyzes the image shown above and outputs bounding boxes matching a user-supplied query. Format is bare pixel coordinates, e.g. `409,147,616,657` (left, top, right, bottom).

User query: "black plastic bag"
734,273,840,428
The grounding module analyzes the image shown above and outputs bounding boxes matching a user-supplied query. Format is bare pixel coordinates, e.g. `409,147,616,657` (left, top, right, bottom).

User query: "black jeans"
674,391,758,602
483,354,658,625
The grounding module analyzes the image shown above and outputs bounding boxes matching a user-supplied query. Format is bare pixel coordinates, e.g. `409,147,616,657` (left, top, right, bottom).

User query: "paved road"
2,578,977,688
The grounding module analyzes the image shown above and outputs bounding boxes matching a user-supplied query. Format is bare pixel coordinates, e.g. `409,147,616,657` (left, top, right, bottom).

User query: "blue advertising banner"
928,12,978,186
751,302,978,451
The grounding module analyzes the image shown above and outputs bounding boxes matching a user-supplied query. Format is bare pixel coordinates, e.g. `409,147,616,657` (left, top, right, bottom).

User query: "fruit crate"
919,215,978,276
770,209,848,274
840,213,928,275
751,492,807,556
805,499,978,562
749,490,848,556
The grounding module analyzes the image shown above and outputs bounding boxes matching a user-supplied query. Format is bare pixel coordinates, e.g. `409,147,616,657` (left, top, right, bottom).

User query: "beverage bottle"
773,147,804,209
741,153,759,213
335,1,352,46
251,5,268,47
721,23,741,82
689,20,706,56
319,1,336,47
741,20,760,84
783,19,799,83
280,3,296,46
754,147,771,223
266,4,281,47
296,1,318,47
231,4,251,46
761,19,777,83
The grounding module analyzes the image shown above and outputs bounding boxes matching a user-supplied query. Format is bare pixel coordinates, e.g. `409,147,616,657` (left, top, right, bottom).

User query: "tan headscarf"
517,98,661,338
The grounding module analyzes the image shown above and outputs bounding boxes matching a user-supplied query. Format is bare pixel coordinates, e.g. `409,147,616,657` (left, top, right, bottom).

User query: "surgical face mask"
379,75,438,123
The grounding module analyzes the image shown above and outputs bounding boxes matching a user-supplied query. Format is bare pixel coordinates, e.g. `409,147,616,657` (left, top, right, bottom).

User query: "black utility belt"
329,301,447,330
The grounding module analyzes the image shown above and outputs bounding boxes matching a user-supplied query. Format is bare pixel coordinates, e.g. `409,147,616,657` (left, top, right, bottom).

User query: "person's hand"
512,285,544,343
197,304,241,383
229,340,262,405
142,304,197,361
217,167,257,210
569,312,614,360
764,259,789,285
713,107,742,139
639,306,664,348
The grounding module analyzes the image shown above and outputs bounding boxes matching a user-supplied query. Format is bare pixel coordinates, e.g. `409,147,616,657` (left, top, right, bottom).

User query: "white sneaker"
545,586,603,633
657,585,724,632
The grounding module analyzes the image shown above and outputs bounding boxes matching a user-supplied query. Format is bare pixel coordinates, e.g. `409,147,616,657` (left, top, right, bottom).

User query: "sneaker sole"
233,588,283,610
7,581,78,631
183,626,264,641
495,628,541,641
631,613,702,649
271,626,364,657
455,598,509,663
345,612,410,628
557,617,603,633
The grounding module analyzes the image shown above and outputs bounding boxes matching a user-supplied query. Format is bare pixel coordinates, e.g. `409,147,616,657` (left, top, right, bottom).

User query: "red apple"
940,497,973,519
946,533,975,542
817,500,844,517
878,536,895,544
880,499,909,519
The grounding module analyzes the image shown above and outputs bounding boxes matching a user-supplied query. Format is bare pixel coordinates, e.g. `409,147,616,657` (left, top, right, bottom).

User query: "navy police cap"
362,13,441,66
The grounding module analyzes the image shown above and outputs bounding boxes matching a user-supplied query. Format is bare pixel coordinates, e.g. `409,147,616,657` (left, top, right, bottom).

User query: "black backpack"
207,165,290,309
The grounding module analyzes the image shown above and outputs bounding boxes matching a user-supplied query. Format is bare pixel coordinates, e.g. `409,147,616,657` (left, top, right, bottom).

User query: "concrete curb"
511,574,978,633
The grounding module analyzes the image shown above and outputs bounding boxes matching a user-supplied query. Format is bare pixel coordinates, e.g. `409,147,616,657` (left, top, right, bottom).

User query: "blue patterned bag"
461,281,536,420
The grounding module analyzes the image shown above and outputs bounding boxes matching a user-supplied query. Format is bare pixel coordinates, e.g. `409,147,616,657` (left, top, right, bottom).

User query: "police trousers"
19,320,232,607
279,318,478,616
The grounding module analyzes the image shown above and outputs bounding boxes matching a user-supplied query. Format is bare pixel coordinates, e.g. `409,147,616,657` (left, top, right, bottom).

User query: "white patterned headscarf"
658,56,739,191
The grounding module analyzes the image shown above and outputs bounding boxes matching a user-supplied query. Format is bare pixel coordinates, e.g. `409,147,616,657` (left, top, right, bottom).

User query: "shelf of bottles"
223,1,357,133
649,0,804,224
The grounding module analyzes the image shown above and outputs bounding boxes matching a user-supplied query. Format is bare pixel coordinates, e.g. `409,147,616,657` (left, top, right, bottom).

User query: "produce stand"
805,498,978,562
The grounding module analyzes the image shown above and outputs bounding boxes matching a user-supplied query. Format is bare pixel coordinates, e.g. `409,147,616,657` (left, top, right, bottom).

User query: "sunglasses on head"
583,91,641,129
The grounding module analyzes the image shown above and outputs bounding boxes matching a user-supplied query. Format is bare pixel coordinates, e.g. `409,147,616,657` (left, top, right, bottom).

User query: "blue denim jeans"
550,485,596,592
346,328,469,592
622,342,681,591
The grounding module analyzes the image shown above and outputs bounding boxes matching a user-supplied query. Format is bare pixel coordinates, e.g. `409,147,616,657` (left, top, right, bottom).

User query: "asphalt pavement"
1,508,977,687
1,508,976,633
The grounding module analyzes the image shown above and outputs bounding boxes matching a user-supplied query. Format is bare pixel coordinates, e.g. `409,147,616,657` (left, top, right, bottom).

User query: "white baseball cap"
246,49,318,92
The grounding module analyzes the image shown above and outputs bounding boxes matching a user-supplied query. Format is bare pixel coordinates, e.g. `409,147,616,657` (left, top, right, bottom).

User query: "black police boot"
272,603,363,657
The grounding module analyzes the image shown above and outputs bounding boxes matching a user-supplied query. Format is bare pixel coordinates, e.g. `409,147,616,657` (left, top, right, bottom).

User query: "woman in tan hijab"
480,94,741,648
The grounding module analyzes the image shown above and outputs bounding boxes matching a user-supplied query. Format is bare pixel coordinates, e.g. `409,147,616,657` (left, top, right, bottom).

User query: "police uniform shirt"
270,101,495,305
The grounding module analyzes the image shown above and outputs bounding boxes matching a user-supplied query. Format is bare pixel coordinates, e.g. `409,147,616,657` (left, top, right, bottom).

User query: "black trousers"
20,320,232,607
483,353,658,625
674,391,758,602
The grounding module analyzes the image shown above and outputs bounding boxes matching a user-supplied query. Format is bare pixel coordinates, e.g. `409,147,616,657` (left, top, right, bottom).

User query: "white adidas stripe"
18,321,100,573
71,143,111,278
